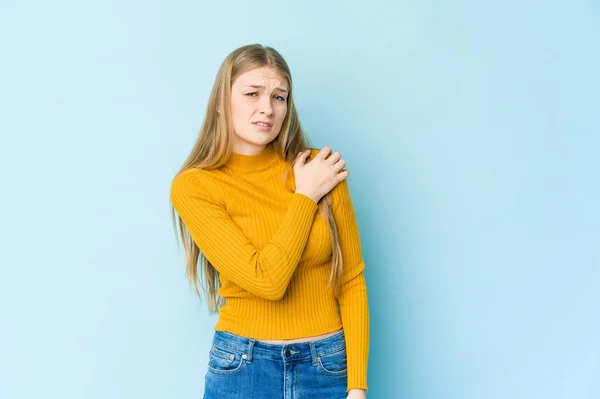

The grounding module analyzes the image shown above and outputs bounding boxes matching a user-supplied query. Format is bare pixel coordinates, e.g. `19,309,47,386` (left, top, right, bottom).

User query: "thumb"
294,149,311,165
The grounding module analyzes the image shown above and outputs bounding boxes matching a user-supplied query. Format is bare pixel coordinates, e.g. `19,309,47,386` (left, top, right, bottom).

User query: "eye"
245,92,258,97
274,95,286,102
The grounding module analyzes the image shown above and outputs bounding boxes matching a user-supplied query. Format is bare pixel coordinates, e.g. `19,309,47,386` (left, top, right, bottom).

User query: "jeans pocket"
207,344,247,375
316,347,348,376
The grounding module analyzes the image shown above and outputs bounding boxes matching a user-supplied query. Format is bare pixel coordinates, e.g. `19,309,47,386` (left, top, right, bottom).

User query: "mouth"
252,121,273,128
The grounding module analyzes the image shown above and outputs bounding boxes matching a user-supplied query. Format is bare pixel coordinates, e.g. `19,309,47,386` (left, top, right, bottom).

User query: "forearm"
338,270,370,392
171,171,319,300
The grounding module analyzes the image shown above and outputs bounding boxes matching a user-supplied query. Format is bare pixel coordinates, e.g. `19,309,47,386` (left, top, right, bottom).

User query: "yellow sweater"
169,143,369,391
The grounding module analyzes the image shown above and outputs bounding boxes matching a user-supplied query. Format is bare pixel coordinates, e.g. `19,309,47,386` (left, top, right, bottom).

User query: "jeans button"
284,349,291,357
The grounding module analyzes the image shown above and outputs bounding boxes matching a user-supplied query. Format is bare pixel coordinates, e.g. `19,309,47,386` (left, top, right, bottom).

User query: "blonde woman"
170,44,369,399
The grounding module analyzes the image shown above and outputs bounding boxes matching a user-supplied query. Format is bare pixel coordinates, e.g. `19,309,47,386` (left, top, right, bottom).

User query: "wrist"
347,388,366,398
295,191,319,204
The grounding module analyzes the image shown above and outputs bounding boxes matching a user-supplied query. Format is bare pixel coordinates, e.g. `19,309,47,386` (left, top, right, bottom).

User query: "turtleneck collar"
224,142,280,172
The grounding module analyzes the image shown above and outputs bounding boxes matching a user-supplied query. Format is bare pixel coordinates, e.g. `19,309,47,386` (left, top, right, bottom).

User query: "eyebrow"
244,85,289,93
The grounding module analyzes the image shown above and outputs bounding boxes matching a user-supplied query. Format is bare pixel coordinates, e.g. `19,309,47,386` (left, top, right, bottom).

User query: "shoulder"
305,147,352,205
309,148,321,158
170,167,221,203
332,177,351,205
171,166,213,187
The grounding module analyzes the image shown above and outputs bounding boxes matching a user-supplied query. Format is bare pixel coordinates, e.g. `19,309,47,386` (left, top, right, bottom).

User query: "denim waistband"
211,328,346,364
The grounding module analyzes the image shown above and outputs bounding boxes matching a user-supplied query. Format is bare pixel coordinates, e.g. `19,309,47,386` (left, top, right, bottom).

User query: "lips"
252,121,273,127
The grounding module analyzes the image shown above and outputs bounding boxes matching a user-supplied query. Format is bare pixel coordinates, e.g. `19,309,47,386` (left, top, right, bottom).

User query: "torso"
256,328,343,344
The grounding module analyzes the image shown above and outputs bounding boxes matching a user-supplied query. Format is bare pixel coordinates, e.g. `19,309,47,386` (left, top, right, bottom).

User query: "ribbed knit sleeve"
332,178,370,392
170,170,319,301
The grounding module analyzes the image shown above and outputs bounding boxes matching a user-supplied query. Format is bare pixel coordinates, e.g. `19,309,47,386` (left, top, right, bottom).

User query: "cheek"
231,99,252,121
276,104,288,123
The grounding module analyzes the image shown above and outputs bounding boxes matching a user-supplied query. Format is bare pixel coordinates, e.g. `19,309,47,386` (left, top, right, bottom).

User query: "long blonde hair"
170,44,343,313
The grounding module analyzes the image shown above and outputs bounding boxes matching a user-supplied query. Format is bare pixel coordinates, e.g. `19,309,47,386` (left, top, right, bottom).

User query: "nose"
258,94,274,115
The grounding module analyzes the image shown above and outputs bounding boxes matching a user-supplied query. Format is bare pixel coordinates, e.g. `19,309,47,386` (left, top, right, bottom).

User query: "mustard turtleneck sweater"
169,143,369,392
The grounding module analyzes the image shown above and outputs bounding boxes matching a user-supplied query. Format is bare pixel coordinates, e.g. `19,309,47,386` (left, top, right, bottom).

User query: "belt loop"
246,339,255,363
309,341,318,366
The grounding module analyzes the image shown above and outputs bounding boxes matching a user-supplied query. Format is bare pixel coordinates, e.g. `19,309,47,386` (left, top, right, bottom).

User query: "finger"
298,149,311,161
329,151,342,162
318,146,332,158
294,149,310,165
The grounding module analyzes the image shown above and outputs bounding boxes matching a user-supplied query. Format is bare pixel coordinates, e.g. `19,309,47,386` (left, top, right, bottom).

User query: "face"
228,66,289,154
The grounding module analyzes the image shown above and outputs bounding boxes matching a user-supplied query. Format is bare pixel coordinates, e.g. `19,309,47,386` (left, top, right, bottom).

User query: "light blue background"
1,1,599,398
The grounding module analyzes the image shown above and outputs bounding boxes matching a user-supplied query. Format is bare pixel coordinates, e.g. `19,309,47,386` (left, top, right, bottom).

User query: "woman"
170,44,369,399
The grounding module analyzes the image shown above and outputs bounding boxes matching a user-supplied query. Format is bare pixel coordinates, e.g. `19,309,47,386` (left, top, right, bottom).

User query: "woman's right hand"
293,146,349,203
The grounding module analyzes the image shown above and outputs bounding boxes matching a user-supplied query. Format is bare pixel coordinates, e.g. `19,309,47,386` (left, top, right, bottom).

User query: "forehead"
234,66,288,88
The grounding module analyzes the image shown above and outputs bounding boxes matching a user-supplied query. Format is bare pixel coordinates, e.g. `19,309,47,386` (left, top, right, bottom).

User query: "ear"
216,104,220,114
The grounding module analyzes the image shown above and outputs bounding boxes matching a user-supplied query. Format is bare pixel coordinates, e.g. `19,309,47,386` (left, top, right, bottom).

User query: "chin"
246,133,279,144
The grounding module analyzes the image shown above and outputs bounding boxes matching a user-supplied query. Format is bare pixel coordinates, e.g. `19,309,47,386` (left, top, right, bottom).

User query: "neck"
224,142,279,172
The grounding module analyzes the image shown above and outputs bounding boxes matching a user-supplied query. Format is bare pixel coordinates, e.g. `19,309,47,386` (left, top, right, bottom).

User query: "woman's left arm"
332,178,370,395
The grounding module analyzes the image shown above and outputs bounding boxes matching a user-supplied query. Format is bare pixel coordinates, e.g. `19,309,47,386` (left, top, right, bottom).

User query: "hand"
347,388,367,398
293,146,348,203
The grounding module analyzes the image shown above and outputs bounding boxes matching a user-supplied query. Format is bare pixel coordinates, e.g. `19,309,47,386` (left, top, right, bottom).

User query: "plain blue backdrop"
1,1,599,398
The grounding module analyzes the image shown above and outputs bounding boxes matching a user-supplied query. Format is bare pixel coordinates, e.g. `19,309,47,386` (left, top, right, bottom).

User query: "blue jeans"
203,328,348,399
